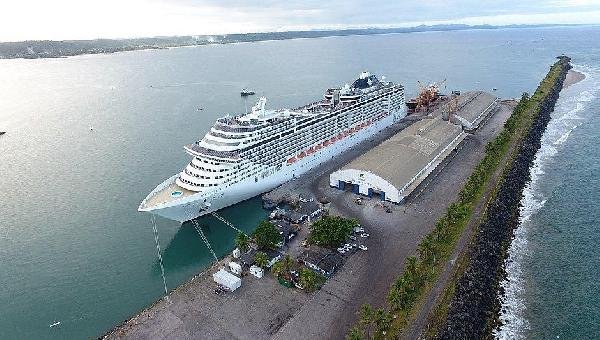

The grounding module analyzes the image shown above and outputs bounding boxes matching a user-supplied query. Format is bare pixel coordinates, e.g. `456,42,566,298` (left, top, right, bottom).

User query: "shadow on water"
156,196,268,273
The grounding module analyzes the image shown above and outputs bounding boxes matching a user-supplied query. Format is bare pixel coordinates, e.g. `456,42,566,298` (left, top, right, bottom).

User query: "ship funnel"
252,97,267,116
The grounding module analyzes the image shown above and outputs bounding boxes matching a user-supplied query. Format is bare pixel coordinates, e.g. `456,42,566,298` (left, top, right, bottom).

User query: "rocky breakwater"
438,56,571,339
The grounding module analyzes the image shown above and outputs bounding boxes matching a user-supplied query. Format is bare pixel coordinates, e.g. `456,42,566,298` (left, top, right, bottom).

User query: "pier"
105,91,515,339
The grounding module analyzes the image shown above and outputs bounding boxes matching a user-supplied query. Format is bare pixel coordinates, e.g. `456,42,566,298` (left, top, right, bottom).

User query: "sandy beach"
564,69,585,88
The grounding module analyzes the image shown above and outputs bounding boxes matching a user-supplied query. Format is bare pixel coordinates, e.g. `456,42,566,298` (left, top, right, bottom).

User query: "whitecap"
553,124,579,146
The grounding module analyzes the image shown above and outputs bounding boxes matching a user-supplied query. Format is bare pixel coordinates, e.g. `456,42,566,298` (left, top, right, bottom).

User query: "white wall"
330,169,401,203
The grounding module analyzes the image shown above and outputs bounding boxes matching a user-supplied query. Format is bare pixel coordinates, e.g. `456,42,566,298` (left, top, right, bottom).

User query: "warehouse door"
371,189,386,201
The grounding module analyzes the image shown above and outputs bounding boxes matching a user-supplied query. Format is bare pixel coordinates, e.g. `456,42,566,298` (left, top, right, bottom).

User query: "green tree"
234,232,250,252
418,234,437,266
373,309,392,336
298,268,326,292
271,254,295,281
358,304,375,339
346,326,363,340
308,215,358,248
254,251,269,268
252,220,282,250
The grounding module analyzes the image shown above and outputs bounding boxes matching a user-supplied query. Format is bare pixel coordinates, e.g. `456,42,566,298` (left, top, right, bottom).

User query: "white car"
337,247,346,254
360,233,370,238
359,245,368,251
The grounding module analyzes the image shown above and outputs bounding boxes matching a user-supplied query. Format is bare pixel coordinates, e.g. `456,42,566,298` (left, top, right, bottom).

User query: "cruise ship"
139,72,406,222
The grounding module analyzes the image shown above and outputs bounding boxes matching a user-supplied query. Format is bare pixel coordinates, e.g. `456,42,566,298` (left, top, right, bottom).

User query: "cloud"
0,0,599,41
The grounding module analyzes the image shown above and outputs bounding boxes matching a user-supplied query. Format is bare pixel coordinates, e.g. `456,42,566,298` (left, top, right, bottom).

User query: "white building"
249,265,264,278
330,117,467,203
213,269,242,291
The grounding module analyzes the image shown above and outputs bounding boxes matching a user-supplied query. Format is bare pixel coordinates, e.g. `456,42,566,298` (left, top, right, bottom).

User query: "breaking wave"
495,66,599,339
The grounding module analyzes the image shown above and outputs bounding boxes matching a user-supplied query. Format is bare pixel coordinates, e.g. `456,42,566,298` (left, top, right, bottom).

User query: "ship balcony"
184,143,241,160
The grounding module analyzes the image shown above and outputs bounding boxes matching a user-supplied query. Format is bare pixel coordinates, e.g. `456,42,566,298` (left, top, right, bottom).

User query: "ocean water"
496,60,600,339
0,26,599,339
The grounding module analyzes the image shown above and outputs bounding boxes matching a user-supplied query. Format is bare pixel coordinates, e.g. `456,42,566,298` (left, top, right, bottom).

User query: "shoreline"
0,24,580,61
437,57,571,338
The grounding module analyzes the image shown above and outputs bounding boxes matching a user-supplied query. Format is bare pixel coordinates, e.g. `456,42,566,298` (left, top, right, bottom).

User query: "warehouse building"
330,117,467,203
445,91,498,131
329,91,497,204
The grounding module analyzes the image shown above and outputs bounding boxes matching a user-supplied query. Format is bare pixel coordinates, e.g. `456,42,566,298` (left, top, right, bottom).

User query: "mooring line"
210,212,248,236
151,215,169,298
192,219,219,262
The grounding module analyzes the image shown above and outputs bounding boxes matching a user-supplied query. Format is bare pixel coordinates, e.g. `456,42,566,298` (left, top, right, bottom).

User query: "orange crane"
414,79,446,112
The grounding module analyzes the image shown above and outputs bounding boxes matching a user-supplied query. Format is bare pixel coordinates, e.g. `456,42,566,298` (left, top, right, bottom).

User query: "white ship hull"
139,112,399,222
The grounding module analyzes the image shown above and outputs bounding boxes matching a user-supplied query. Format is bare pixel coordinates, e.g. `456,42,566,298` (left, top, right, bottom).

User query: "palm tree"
359,304,375,338
346,327,363,340
254,251,269,268
271,260,285,278
272,254,295,281
299,268,325,292
418,235,437,266
235,232,250,252
373,309,391,336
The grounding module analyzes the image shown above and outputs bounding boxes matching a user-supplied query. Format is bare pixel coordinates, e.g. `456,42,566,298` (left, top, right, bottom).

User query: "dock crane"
413,78,447,113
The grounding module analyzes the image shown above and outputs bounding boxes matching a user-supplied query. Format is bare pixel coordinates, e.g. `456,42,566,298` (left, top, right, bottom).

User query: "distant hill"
0,24,569,59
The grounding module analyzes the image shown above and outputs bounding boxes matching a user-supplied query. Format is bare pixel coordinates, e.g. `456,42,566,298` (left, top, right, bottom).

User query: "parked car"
359,245,368,251
360,233,370,238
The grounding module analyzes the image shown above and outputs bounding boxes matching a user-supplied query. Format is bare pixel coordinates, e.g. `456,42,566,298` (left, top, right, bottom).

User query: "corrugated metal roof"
341,117,463,189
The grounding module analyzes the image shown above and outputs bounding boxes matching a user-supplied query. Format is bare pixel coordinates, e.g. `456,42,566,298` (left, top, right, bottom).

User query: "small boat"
0,131,5,136
196,107,204,111
50,321,60,328
240,89,255,96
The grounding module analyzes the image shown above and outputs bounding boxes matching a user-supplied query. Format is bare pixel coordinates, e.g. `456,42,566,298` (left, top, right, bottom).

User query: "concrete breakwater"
438,57,571,339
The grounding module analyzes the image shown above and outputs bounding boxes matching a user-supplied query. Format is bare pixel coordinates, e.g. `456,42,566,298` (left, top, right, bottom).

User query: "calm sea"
0,26,598,339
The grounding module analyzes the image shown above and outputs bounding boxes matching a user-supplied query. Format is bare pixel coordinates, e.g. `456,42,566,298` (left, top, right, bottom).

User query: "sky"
1,0,599,42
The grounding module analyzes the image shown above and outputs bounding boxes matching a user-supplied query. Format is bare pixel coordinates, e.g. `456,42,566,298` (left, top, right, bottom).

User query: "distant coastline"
0,24,578,60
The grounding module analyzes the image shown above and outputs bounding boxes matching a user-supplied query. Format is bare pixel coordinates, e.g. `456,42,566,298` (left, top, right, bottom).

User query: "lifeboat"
315,144,322,150
307,147,315,154
323,140,330,146
298,151,307,159
287,157,297,164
